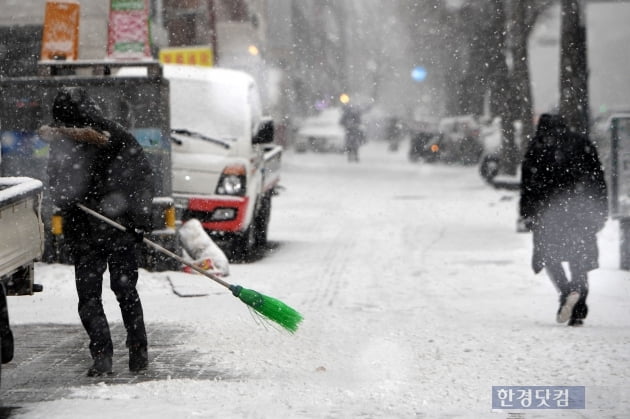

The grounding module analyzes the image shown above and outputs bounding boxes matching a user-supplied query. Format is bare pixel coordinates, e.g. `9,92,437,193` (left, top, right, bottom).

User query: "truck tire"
231,223,257,263
254,195,272,248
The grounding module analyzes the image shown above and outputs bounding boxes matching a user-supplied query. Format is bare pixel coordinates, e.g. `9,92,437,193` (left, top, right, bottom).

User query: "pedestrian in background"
40,87,154,375
340,105,364,162
519,113,608,326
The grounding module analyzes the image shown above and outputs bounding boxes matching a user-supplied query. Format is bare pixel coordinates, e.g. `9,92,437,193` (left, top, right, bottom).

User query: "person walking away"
340,106,364,162
519,113,608,326
40,87,155,375
386,117,404,152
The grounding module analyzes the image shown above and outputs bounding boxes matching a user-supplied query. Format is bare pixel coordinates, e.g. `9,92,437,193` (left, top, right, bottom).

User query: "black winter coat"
519,117,608,273
41,122,155,250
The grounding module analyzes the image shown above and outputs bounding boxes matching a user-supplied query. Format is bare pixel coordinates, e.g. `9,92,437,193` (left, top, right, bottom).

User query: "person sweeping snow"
40,87,155,376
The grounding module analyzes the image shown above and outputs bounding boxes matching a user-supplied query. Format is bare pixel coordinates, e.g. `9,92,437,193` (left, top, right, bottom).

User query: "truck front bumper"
176,195,251,233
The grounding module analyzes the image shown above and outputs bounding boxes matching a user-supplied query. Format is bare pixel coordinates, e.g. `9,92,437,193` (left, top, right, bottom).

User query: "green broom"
77,204,303,333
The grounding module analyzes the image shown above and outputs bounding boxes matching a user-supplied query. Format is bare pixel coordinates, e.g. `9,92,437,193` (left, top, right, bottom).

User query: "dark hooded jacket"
519,114,608,273
40,87,155,248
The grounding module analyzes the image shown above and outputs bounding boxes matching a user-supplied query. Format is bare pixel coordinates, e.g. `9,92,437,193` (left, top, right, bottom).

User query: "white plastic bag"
177,218,230,276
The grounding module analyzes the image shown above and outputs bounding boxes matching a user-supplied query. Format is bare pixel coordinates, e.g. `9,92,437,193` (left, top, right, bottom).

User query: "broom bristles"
231,286,303,333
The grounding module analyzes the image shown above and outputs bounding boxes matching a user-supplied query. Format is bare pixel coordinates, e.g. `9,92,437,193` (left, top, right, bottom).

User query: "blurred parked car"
408,115,482,164
409,131,441,162
436,115,484,165
407,118,440,162
294,107,345,153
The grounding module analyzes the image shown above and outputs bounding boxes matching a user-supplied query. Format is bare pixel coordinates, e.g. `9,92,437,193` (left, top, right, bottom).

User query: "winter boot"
556,291,580,323
572,299,589,321
87,355,113,377
129,345,148,372
568,299,588,327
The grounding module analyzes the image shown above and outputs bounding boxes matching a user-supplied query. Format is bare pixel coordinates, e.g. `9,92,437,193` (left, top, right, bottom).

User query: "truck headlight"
211,207,237,221
216,164,246,196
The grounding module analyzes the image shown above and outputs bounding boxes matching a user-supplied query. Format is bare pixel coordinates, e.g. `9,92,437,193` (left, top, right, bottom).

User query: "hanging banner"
159,46,214,67
40,1,80,61
107,0,151,59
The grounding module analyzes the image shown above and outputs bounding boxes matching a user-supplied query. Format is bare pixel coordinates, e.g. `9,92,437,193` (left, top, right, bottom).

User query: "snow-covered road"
7,140,630,418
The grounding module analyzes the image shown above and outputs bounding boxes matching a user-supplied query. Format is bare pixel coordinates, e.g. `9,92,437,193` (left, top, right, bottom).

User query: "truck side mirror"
253,117,274,144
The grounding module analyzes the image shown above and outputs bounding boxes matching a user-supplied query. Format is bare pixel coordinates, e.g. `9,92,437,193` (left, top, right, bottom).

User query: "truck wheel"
231,223,257,263
254,195,272,248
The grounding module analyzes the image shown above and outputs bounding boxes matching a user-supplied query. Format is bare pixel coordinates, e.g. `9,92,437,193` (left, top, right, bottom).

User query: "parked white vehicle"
165,65,280,261
0,175,44,383
436,115,484,165
294,107,346,153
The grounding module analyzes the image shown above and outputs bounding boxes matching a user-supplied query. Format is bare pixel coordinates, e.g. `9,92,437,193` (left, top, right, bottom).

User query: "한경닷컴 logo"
492,386,585,409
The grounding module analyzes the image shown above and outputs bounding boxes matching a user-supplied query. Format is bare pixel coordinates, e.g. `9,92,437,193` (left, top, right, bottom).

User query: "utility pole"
207,0,218,65
489,0,519,175
559,0,589,135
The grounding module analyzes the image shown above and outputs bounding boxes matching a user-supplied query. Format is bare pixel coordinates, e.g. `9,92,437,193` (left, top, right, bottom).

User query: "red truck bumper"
185,196,250,232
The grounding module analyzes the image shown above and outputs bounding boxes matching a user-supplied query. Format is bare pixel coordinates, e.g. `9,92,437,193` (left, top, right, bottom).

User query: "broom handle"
76,203,233,290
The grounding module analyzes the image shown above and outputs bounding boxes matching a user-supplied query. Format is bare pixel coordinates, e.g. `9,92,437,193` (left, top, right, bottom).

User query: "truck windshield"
168,77,249,141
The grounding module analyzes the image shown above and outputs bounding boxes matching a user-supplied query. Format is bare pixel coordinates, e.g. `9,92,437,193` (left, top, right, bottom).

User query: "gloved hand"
129,228,145,244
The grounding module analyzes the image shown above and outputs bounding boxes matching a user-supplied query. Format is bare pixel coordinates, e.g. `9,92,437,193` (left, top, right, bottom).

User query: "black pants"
545,262,589,320
73,236,147,359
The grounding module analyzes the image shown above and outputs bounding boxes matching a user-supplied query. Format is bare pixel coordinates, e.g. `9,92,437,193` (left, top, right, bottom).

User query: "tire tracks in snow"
300,229,356,309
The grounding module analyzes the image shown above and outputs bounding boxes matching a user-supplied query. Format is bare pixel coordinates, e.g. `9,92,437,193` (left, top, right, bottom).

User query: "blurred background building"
1,0,629,141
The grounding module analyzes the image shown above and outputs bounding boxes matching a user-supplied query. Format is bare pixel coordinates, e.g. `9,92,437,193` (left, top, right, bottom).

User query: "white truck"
121,65,281,261
0,175,45,383
168,65,280,261
0,177,44,293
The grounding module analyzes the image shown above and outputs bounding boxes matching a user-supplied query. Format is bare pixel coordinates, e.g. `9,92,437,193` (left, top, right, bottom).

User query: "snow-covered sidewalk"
7,140,630,418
